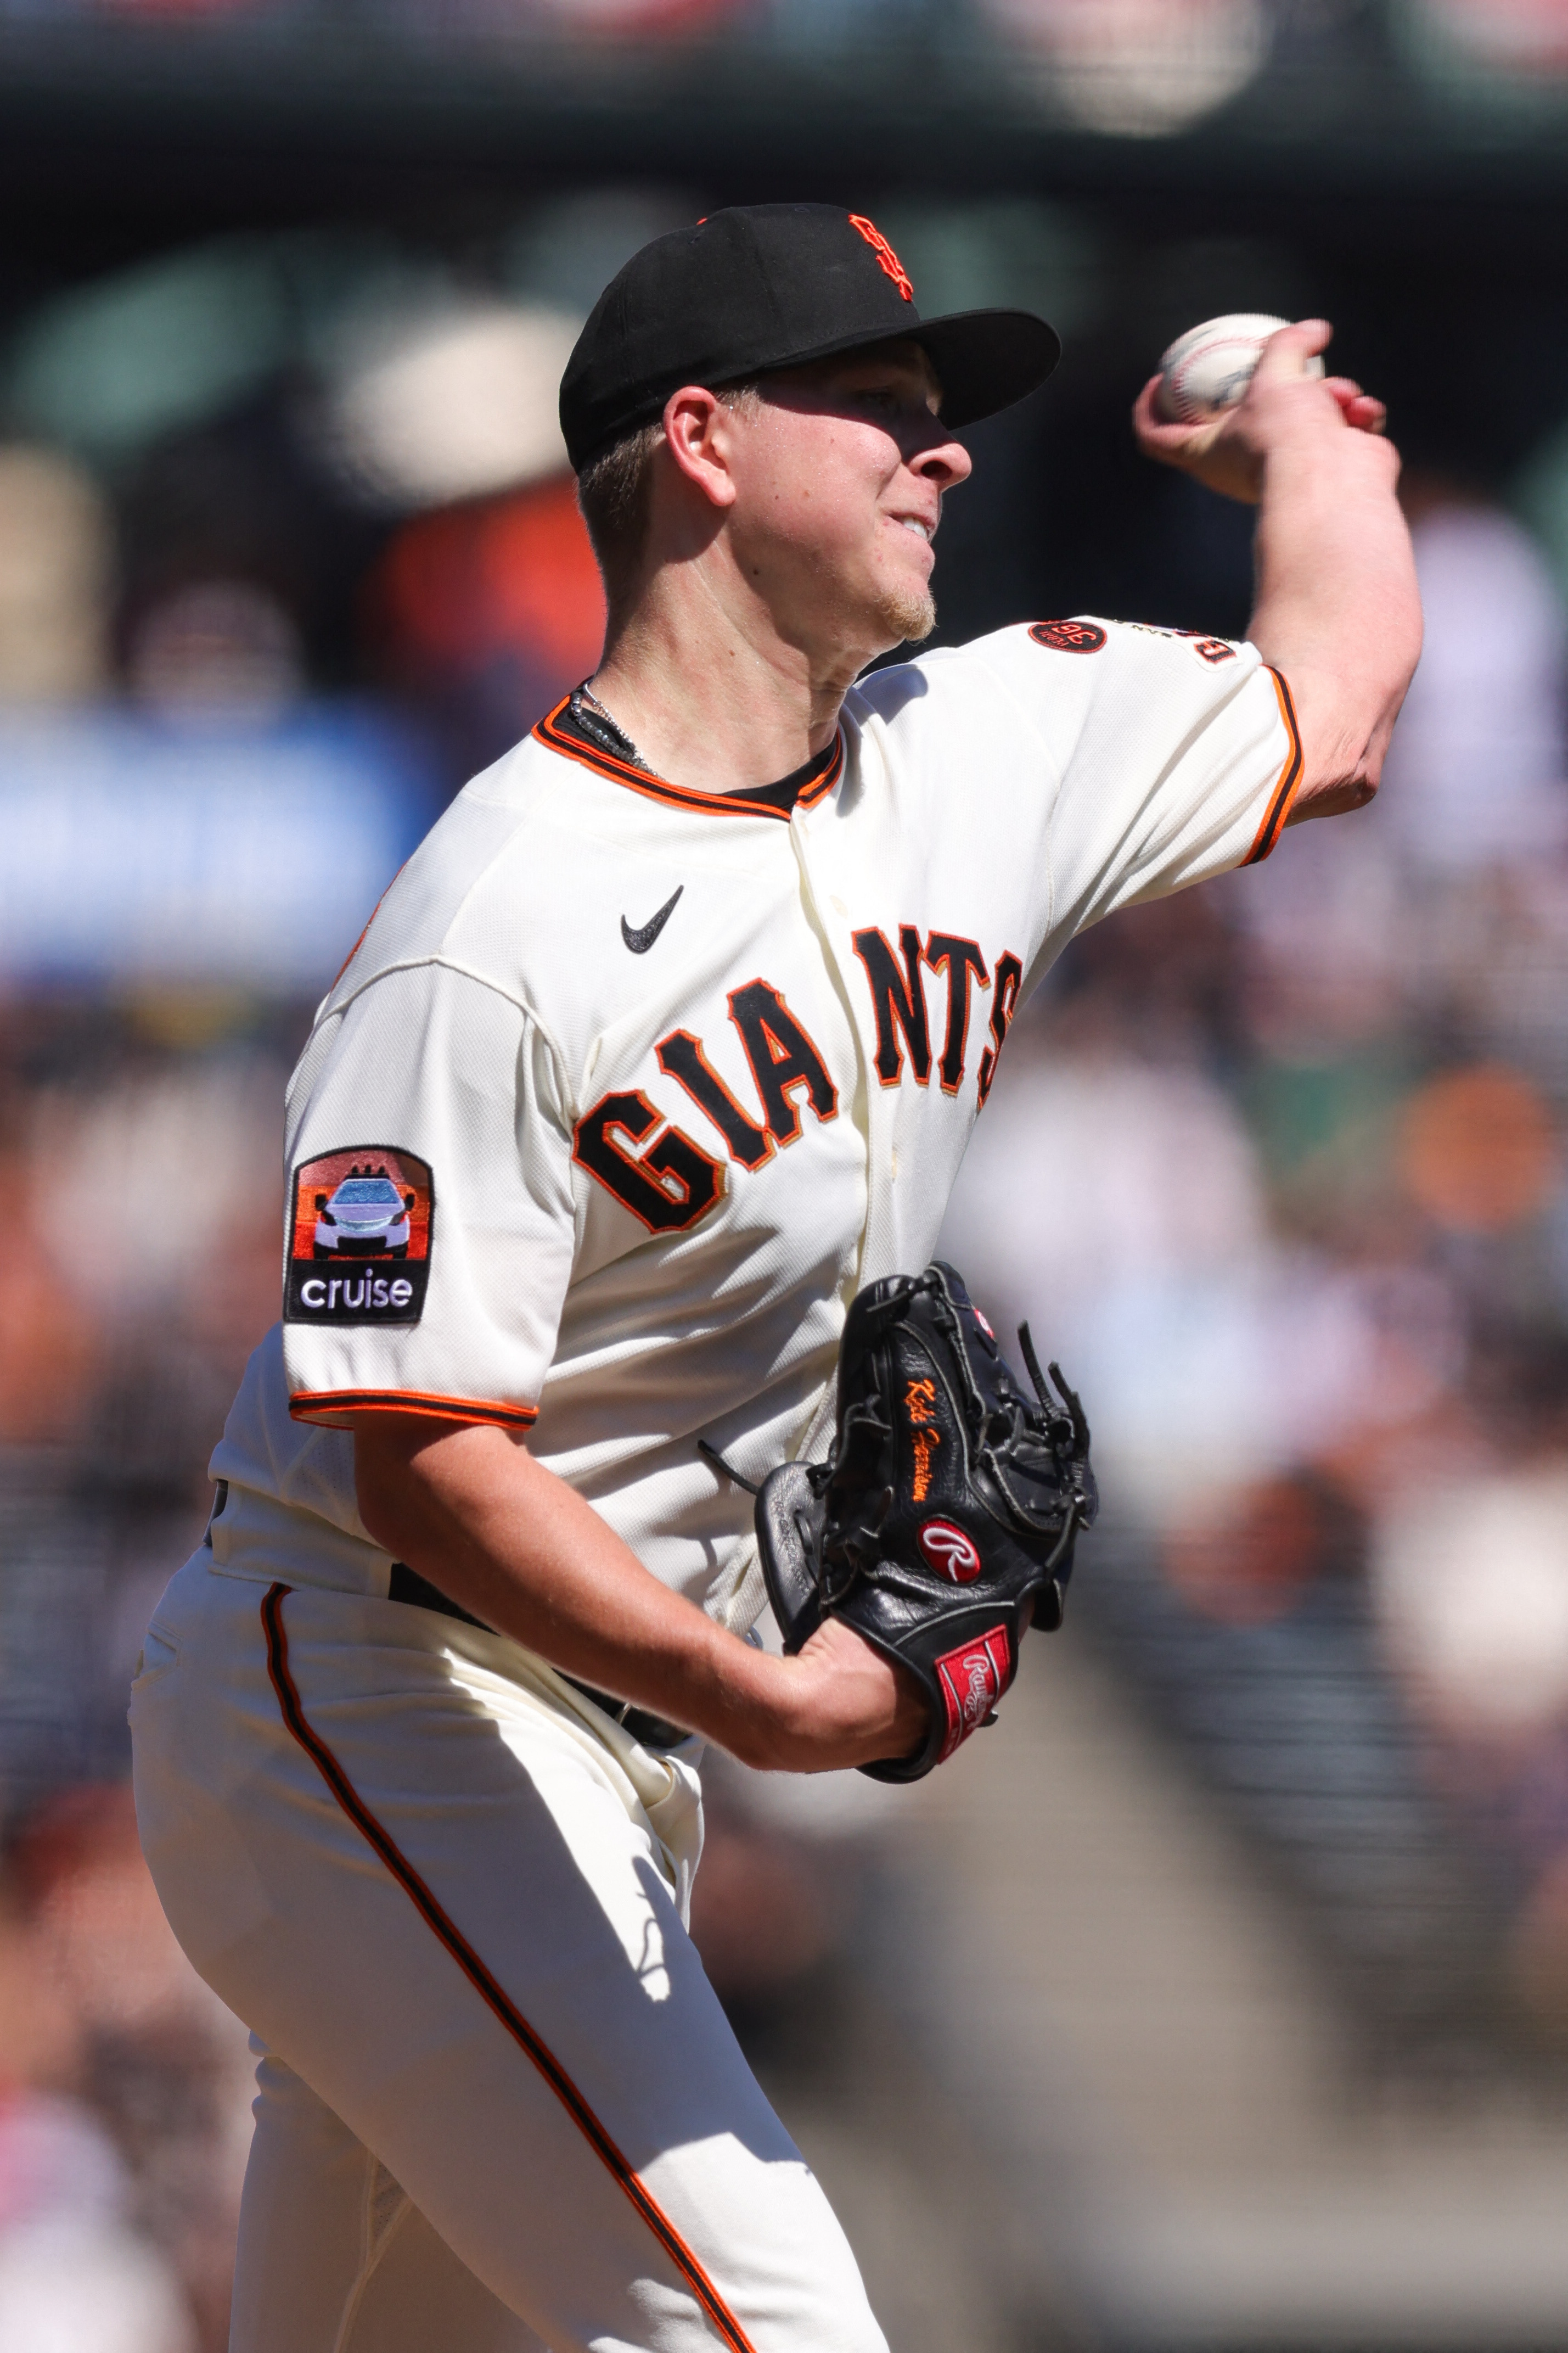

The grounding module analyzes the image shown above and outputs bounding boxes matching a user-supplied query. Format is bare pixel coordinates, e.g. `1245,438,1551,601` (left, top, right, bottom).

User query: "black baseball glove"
751,1260,1097,1784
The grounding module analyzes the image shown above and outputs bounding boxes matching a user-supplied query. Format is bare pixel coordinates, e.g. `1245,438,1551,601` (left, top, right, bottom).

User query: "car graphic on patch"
312,1169,415,1260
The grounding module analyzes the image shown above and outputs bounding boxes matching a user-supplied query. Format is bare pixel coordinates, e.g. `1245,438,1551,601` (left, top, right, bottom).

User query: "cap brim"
908,309,1063,429
737,307,1061,430
567,308,1061,470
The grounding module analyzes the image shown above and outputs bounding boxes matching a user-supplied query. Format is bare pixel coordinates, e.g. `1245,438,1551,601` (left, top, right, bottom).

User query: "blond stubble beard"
880,581,937,647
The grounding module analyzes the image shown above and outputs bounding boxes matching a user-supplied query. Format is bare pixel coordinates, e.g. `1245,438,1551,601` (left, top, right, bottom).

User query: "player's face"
723,343,972,666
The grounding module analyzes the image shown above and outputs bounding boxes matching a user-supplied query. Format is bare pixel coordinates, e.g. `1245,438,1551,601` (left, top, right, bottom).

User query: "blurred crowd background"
7,1,1568,2348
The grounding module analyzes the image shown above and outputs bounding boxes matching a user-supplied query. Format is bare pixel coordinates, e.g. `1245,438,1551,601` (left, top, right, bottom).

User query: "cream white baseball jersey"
210,616,1299,1629
133,614,1301,2353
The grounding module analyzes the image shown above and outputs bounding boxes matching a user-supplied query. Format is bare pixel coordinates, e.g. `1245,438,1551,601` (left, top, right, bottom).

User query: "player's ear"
662,386,741,511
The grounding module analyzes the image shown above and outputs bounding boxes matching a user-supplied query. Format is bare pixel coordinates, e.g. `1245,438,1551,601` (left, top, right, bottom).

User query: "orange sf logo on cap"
848,215,913,302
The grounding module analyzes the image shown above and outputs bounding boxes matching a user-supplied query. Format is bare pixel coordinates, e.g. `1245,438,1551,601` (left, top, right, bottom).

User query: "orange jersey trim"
260,1586,757,2353
288,1388,537,1432
1242,668,1304,865
532,697,842,821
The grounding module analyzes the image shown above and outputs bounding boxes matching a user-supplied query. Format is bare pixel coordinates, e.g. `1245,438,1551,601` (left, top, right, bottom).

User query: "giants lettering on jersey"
573,979,837,1230
852,927,1022,1107
571,1092,726,1234
571,940,1021,1232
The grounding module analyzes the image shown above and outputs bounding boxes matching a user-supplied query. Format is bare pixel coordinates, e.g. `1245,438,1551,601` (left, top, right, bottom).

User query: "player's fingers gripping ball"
1154,312,1326,423
756,1262,1097,1783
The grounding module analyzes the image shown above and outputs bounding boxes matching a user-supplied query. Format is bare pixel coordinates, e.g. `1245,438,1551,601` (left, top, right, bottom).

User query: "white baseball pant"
130,1552,887,2353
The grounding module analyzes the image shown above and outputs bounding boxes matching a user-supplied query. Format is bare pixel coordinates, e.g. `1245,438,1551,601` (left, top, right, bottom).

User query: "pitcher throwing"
132,206,1418,2351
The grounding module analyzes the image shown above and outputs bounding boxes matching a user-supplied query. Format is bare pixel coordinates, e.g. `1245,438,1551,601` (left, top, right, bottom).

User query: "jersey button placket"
788,805,881,1297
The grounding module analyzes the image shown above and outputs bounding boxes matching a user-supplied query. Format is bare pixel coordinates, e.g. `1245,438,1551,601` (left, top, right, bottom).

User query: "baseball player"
131,206,1419,2352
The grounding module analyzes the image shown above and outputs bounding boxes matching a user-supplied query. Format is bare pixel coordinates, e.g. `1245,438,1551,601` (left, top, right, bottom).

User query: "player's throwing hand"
1133,318,1391,505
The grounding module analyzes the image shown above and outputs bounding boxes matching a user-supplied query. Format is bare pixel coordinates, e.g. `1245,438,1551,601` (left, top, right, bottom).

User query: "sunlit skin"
588,343,970,795
1134,319,1413,821
355,317,1421,1771
711,346,963,673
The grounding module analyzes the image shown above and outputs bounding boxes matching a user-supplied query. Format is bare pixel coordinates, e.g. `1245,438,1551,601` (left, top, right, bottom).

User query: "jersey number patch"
285,1148,433,1324
1029,619,1106,654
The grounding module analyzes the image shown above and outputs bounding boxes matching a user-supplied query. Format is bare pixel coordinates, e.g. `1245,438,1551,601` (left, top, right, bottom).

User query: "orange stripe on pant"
260,1582,757,2353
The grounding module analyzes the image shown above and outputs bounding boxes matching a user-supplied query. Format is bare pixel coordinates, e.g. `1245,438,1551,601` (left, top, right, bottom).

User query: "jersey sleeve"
967,619,1302,944
279,960,576,1433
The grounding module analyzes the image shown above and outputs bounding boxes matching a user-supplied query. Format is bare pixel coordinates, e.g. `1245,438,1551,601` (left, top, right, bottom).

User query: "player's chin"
864,557,937,647
880,582,937,647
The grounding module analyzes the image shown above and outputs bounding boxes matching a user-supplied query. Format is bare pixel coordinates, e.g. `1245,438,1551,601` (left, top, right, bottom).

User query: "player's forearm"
1134,321,1421,820
1247,433,1421,820
353,1420,918,1772
356,1419,766,1741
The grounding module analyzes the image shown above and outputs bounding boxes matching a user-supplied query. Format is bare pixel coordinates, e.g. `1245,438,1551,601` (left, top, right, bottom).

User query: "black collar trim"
533,689,844,821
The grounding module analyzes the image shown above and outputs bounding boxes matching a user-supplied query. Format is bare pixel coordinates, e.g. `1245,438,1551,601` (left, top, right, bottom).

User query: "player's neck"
588,562,866,798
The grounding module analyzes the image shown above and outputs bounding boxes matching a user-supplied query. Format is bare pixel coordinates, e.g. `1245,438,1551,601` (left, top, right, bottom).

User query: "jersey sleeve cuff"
288,1388,539,1433
1240,668,1304,866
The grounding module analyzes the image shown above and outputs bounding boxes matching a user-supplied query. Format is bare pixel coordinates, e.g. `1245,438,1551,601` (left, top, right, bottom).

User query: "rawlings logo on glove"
918,1519,982,1581
743,1260,1097,1784
934,1628,1011,1762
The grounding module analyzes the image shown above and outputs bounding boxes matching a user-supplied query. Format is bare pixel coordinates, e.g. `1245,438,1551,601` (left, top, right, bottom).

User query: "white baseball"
1155,313,1324,424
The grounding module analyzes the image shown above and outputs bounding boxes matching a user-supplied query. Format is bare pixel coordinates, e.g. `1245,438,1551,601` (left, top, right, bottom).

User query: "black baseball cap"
559,203,1061,474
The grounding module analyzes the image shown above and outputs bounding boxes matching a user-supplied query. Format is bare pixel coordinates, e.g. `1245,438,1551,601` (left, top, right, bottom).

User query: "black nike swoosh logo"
621,886,683,955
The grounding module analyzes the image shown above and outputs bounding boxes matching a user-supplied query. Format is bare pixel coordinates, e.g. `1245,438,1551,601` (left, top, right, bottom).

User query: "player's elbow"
1288,757,1380,825
1283,659,1416,826
1341,761,1381,813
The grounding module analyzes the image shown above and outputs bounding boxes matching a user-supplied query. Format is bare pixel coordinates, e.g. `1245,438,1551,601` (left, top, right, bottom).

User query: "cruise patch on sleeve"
285,1148,434,1325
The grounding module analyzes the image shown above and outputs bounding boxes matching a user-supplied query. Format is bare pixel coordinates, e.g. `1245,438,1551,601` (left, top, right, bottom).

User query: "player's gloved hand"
754,1261,1097,1783
1132,319,1389,506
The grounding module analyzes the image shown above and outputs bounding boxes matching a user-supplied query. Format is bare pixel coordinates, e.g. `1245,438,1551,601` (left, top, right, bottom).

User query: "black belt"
386,1562,687,1750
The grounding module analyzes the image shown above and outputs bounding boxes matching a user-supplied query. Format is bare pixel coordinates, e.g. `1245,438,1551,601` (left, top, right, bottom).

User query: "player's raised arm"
1133,318,1421,823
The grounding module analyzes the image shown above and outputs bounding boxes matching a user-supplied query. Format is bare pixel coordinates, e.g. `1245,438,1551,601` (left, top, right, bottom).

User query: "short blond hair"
575,383,761,615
